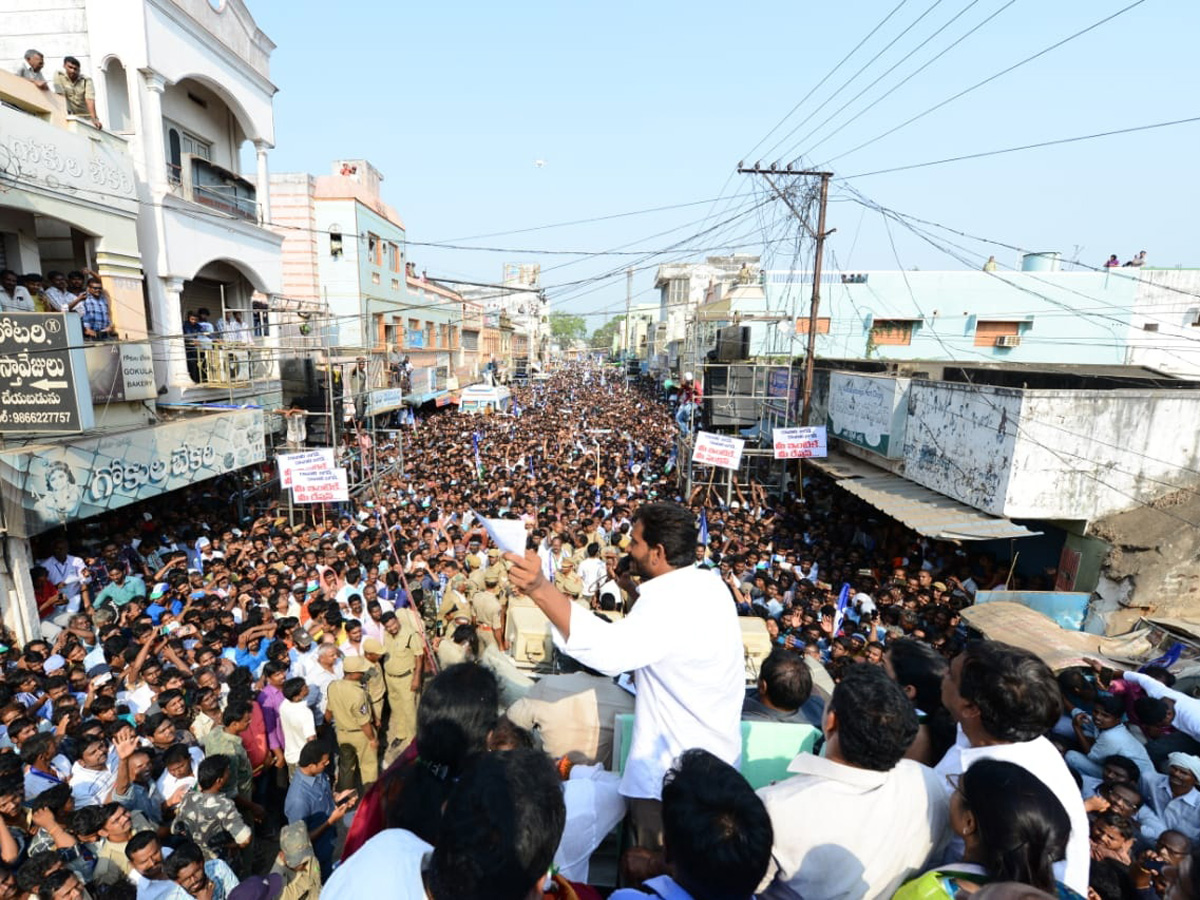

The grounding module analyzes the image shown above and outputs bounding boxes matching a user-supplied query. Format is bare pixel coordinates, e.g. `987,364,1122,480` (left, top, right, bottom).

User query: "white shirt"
1123,672,1200,742
556,764,627,883
0,285,34,312
757,753,949,900
70,762,116,807
39,553,89,612
1142,772,1200,842
934,727,1089,895
322,828,430,900
553,564,744,800
44,286,74,312
281,698,316,765
577,557,606,596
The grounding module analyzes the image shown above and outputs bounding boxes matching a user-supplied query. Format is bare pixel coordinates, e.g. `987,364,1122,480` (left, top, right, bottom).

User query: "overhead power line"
817,0,1151,166
839,115,1200,178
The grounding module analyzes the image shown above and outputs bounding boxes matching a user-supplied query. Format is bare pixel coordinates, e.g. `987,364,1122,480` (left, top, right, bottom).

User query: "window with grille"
871,319,916,346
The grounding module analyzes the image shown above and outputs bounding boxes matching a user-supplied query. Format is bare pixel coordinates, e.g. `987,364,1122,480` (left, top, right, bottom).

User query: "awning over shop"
834,471,1040,541
404,390,449,406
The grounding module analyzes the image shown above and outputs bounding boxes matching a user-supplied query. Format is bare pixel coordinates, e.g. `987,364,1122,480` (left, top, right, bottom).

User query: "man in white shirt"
39,539,90,615
757,665,949,900
280,678,316,768
0,270,34,312
577,542,607,599
507,502,744,851
935,641,1091,895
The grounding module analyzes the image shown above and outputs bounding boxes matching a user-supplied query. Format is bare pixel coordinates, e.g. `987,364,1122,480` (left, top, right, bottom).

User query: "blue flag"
665,445,677,474
1141,643,1184,673
528,457,535,479
472,432,483,479
832,583,851,636
698,509,709,546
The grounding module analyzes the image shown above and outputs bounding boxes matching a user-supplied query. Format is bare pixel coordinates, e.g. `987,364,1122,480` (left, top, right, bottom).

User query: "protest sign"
278,449,335,488
773,426,828,460
292,468,349,503
692,431,745,470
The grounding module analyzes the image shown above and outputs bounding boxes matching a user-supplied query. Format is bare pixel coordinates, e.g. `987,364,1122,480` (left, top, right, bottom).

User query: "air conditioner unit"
995,335,1021,348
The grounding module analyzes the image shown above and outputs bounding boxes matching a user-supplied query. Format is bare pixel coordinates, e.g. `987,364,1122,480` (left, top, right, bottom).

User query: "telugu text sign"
0,409,265,536
278,449,335,489
773,426,828,459
291,468,349,504
692,431,745,470
0,313,91,433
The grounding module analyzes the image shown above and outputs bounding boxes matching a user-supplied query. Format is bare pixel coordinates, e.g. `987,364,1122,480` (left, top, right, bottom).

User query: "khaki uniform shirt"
554,572,585,599
382,619,423,677
327,679,371,735
53,71,95,116
471,590,504,633
437,588,471,622
506,672,636,766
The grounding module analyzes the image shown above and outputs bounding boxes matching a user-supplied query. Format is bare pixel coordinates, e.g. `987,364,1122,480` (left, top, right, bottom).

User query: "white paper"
475,511,527,555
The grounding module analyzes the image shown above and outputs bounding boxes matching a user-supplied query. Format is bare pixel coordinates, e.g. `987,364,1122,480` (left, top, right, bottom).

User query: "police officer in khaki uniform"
437,574,472,626
326,655,378,789
554,557,587,608
471,571,505,652
381,609,423,757
361,637,387,724
483,547,508,585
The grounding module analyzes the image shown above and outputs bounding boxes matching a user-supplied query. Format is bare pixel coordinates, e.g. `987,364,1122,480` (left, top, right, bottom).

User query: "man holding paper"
505,501,743,853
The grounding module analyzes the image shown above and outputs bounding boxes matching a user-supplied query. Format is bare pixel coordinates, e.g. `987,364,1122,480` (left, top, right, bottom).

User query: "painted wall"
766,269,1163,367
900,380,1020,517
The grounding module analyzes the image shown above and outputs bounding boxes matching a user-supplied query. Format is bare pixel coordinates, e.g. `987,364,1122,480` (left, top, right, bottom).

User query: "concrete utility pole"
737,165,833,426
624,266,633,381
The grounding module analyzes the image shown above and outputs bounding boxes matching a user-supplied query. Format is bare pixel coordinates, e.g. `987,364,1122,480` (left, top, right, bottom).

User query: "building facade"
765,263,1200,375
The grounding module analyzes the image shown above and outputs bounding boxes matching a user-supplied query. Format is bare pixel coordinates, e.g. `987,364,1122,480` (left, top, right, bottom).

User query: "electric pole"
624,266,633,384
737,165,834,426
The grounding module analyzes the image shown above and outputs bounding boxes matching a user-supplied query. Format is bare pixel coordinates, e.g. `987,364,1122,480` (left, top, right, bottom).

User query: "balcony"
189,340,275,387
167,154,259,222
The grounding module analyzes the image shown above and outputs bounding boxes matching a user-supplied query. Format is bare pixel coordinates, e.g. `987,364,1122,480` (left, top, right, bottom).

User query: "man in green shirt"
93,565,146,609
201,702,263,823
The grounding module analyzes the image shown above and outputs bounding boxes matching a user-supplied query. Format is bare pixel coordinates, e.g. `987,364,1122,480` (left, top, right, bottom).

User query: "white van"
458,383,512,415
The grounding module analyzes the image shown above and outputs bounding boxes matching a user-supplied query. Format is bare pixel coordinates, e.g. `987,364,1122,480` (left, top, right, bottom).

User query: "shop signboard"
0,313,92,433
365,387,404,416
86,341,157,403
827,372,910,458
0,409,266,537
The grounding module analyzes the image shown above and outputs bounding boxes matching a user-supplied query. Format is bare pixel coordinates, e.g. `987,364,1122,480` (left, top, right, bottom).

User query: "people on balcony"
52,56,101,130
184,310,206,382
14,49,49,90
68,275,117,341
0,269,35,312
44,271,76,312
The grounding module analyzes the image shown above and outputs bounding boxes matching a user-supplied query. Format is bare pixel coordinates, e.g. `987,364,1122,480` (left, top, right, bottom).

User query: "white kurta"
553,564,744,800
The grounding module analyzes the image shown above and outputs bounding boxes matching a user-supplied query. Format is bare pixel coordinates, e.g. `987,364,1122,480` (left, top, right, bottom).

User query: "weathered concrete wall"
901,380,1020,516
1008,390,1200,520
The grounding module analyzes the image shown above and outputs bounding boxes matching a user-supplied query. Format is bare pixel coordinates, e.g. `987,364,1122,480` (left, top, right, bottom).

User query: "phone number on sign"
0,410,73,424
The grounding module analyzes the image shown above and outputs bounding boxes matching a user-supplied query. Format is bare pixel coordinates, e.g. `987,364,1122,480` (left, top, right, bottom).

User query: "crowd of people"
3,362,1199,900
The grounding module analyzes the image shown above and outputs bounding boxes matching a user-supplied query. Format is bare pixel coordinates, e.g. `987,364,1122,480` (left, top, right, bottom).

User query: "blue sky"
255,0,1198,328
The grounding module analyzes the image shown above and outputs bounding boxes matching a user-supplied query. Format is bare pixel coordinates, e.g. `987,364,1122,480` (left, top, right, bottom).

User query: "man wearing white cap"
1141,752,1200,843
674,372,702,434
